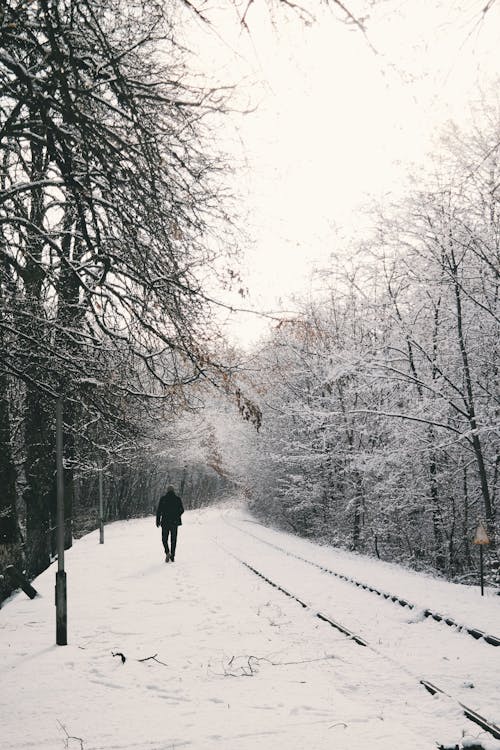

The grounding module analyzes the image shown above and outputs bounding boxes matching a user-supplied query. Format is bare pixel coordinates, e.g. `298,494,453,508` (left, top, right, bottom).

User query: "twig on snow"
217,654,272,677
228,654,263,676
138,653,168,667
212,652,339,678
57,720,85,749
111,651,169,666
272,655,340,666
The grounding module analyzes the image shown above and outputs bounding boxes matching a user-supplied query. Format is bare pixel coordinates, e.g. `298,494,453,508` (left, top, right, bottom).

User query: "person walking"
156,485,184,562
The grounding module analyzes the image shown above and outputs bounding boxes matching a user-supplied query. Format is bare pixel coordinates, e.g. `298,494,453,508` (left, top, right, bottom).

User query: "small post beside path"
473,522,491,597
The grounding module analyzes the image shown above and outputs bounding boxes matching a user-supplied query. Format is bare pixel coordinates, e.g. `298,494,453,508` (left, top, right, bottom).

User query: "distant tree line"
71,454,233,538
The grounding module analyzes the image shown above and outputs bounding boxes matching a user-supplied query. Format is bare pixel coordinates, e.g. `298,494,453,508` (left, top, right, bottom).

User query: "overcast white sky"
186,0,500,348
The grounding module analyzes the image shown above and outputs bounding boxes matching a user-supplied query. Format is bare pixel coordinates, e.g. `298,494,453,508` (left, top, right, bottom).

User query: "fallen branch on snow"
138,653,168,667
111,651,168,667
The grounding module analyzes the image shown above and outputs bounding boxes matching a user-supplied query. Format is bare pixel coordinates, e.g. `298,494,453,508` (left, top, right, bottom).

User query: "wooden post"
56,396,67,645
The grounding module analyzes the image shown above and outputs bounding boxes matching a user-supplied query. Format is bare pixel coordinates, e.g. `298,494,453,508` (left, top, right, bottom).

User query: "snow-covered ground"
1,501,499,750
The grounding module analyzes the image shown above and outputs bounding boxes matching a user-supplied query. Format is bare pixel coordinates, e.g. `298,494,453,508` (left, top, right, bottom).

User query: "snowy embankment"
1,502,499,750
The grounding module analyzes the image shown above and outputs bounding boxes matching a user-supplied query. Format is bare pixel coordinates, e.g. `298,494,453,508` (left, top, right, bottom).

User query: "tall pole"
99,458,104,544
55,396,67,645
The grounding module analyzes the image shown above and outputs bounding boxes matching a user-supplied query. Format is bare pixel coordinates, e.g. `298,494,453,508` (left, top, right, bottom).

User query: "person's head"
166,484,175,493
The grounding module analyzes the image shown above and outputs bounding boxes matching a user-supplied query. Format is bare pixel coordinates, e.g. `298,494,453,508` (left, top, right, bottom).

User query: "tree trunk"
57,389,74,550
352,489,362,551
0,374,18,545
452,255,496,545
462,464,473,569
24,386,53,577
429,453,446,572
23,112,53,578
53,205,88,550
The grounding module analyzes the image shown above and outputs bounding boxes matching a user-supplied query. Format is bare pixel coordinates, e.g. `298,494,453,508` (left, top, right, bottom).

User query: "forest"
0,0,498,604
197,100,499,583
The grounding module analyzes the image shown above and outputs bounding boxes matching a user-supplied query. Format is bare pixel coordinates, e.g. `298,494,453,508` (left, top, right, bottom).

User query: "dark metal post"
99,459,104,544
56,396,67,645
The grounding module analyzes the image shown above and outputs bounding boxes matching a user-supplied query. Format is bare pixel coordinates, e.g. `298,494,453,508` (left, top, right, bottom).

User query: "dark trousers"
161,524,178,558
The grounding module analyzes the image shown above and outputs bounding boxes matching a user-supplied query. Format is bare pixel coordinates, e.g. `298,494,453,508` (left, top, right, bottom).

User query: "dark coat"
156,491,184,528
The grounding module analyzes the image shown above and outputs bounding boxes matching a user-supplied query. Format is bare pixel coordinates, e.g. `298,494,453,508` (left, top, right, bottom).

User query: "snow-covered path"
1,503,499,750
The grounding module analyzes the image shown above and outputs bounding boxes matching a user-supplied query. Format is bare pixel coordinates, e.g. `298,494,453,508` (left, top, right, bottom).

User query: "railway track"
224,517,500,648
221,542,500,748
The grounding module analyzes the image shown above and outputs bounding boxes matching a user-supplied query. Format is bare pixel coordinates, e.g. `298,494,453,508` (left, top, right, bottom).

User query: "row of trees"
2,0,497,600
214,100,499,580
0,0,358,601
0,0,251,591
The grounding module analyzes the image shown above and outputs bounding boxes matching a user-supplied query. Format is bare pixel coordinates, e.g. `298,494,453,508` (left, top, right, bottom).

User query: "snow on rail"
230,545,500,745
421,681,500,742
226,518,500,647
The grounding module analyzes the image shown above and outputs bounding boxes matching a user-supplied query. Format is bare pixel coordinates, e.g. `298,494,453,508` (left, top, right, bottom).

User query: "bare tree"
0,0,239,575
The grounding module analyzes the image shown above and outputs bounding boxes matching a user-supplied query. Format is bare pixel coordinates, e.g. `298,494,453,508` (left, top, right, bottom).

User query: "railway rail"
225,517,500,648
222,542,500,748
